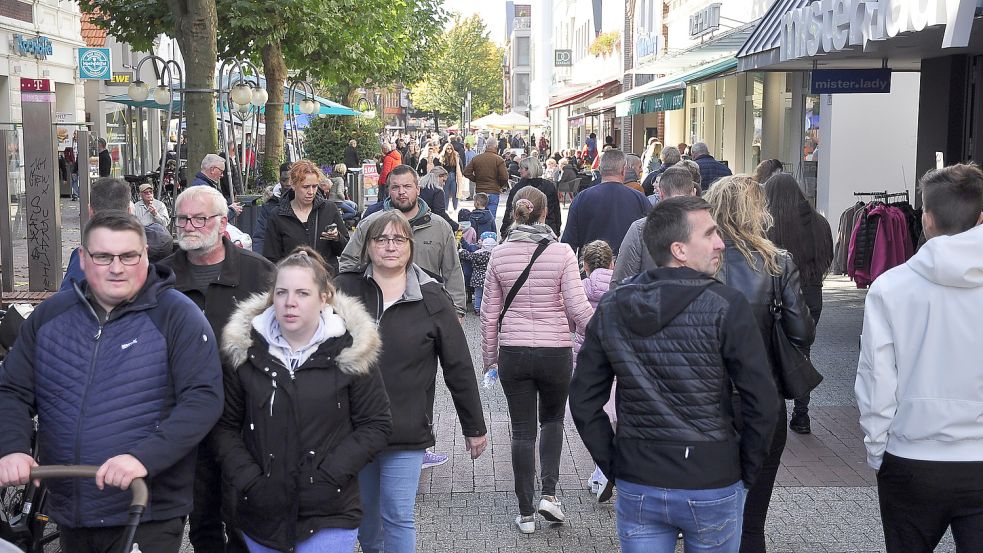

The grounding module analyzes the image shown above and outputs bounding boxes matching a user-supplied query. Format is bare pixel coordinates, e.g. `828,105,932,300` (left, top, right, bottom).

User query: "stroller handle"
30,465,149,508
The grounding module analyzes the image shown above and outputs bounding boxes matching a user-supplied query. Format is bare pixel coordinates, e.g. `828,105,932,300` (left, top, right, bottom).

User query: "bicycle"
0,466,148,553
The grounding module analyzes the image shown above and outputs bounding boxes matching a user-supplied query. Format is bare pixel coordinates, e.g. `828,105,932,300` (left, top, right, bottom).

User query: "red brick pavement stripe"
778,405,876,487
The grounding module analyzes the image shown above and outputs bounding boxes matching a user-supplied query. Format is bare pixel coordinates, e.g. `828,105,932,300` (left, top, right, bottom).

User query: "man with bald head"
463,139,509,218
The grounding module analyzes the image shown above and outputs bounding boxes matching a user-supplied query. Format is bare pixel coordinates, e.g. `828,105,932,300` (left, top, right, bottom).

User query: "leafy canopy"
410,14,504,123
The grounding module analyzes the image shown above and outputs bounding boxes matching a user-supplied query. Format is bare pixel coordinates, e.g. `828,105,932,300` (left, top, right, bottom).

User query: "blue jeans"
445,172,458,210
358,449,425,553
616,479,746,553
486,193,500,219
474,286,483,312
70,174,79,198
243,528,357,553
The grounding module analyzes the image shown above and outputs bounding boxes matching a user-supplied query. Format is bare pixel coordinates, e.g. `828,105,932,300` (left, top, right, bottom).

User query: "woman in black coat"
212,247,391,553
705,175,816,553
263,160,349,274
333,211,487,553
501,157,562,237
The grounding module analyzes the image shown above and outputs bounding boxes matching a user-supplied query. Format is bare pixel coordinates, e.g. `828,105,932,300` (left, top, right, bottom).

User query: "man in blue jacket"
561,149,650,254
0,211,224,553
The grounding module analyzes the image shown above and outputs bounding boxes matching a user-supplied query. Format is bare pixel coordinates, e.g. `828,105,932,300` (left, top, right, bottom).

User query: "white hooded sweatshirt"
856,223,983,469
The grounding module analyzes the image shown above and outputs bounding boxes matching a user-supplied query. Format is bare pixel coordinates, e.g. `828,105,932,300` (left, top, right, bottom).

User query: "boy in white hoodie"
856,163,983,553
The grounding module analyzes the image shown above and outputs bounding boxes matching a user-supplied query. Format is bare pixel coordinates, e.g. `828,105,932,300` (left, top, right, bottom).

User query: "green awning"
629,89,686,115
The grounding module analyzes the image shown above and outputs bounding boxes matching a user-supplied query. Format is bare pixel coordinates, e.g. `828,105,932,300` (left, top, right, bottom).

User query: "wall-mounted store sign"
629,89,685,115
780,0,976,62
105,72,133,86
78,48,112,80
635,32,659,61
690,3,721,39
555,49,573,67
13,35,53,60
811,68,892,93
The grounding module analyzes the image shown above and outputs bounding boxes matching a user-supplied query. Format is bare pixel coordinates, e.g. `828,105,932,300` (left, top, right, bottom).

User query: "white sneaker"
515,514,535,534
595,473,614,503
537,495,566,523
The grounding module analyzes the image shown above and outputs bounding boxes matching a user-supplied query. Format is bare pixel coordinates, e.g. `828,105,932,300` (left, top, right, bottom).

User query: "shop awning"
736,0,983,72
589,57,738,112
547,79,620,110
736,0,809,72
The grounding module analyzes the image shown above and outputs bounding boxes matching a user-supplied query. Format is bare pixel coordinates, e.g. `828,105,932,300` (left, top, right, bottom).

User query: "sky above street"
443,0,507,44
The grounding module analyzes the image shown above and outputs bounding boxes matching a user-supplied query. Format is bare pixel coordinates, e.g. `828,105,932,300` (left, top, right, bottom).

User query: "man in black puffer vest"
570,196,779,553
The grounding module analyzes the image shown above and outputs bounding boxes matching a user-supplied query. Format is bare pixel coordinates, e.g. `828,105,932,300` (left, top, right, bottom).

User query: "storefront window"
105,109,127,177
802,93,820,201
745,73,764,171
714,80,726,160
689,84,705,146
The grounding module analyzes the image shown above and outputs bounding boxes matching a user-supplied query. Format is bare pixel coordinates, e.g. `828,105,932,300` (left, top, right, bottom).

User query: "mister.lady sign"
780,0,977,62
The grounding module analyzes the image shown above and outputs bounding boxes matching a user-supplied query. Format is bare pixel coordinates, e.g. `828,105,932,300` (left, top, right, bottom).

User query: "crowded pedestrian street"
5,200,958,553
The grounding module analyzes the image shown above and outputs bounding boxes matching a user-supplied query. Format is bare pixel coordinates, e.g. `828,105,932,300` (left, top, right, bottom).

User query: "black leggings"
793,284,824,415
741,402,788,553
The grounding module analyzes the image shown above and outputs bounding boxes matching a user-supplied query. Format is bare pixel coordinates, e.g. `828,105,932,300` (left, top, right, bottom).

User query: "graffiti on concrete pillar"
26,156,53,290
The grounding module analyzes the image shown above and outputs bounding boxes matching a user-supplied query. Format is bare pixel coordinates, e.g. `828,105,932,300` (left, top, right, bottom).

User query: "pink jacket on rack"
480,236,594,370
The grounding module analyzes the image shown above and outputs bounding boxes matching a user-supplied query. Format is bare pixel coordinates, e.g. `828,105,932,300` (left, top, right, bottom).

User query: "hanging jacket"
212,293,391,551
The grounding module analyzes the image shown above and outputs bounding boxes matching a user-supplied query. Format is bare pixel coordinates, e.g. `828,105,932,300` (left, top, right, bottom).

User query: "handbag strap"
770,273,784,320
498,239,551,331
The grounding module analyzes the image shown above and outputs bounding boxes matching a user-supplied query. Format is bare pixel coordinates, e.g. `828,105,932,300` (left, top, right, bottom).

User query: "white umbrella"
470,112,503,128
488,111,532,130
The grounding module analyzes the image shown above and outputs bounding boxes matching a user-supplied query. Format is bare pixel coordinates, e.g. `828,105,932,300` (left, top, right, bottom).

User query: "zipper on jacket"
308,450,316,484
269,379,277,417
265,453,274,477
74,301,106,527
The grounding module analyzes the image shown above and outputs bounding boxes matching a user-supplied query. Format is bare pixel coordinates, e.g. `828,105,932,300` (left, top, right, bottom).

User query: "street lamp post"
217,58,265,196
528,103,532,151
127,54,184,198
287,79,319,160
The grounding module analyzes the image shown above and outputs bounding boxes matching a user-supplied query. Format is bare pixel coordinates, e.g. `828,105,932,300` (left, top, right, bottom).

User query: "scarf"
507,223,557,244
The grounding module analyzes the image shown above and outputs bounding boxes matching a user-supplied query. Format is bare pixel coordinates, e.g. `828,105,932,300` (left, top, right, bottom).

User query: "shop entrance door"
965,56,983,165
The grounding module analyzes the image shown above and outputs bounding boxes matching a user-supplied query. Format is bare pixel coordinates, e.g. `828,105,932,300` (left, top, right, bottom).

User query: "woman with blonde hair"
641,137,664,177
213,246,391,553
703,175,815,553
435,143,462,211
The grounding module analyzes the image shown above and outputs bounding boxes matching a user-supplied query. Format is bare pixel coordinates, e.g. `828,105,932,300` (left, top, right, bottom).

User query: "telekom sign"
780,0,977,62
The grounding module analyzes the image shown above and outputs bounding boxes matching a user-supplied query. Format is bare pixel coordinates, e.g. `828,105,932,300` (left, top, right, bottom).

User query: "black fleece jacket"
262,189,349,274
570,267,779,490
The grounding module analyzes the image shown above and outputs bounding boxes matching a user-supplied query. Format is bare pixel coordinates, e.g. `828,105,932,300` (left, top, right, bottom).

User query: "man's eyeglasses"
85,249,143,266
371,235,409,247
176,214,222,228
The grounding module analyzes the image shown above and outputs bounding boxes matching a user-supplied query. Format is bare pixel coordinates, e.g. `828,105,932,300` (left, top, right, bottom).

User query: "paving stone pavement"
9,200,955,552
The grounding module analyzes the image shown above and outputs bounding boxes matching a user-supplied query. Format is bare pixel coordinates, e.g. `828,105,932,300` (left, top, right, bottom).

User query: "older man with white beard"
158,185,275,553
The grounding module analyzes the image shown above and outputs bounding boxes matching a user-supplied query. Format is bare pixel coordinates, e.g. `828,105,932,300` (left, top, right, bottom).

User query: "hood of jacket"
583,268,613,303
615,267,715,336
469,208,493,227
907,224,983,288
275,188,328,216
380,197,431,226
221,291,380,376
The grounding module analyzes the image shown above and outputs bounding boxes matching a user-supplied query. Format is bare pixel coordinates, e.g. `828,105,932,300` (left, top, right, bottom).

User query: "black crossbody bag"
497,239,551,332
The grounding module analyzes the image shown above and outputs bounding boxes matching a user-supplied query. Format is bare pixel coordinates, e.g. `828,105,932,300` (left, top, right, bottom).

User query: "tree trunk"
170,0,218,177
262,42,288,170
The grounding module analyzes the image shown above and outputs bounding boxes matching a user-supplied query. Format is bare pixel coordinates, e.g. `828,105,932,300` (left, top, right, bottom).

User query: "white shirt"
134,199,169,227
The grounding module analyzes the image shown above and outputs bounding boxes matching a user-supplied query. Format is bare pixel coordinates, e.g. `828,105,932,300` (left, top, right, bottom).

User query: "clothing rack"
853,190,910,203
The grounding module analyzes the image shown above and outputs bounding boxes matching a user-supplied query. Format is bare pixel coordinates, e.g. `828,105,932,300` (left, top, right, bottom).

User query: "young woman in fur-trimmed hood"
210,246,391,553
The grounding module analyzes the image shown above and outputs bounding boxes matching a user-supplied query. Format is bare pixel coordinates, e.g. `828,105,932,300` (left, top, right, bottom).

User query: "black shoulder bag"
497,239,551,331
770,274,823,399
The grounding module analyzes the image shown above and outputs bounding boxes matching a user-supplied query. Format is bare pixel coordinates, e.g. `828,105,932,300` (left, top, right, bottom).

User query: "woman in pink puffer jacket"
480,186,593,534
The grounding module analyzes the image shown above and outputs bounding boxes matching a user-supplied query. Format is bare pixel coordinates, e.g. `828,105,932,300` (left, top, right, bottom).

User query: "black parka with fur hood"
210,292,392,551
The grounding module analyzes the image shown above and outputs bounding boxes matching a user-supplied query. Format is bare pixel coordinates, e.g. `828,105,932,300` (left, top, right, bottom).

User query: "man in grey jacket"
611,166,698,286
341,164,466,316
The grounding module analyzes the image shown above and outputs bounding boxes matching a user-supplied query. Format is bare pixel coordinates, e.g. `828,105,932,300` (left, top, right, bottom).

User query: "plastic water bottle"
482,367,498,389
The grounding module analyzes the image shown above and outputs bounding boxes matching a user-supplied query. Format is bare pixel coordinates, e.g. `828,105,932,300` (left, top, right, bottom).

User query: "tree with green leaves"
304,115,383,170
79,0,446,182
410,15,504,129
81,0,218,176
